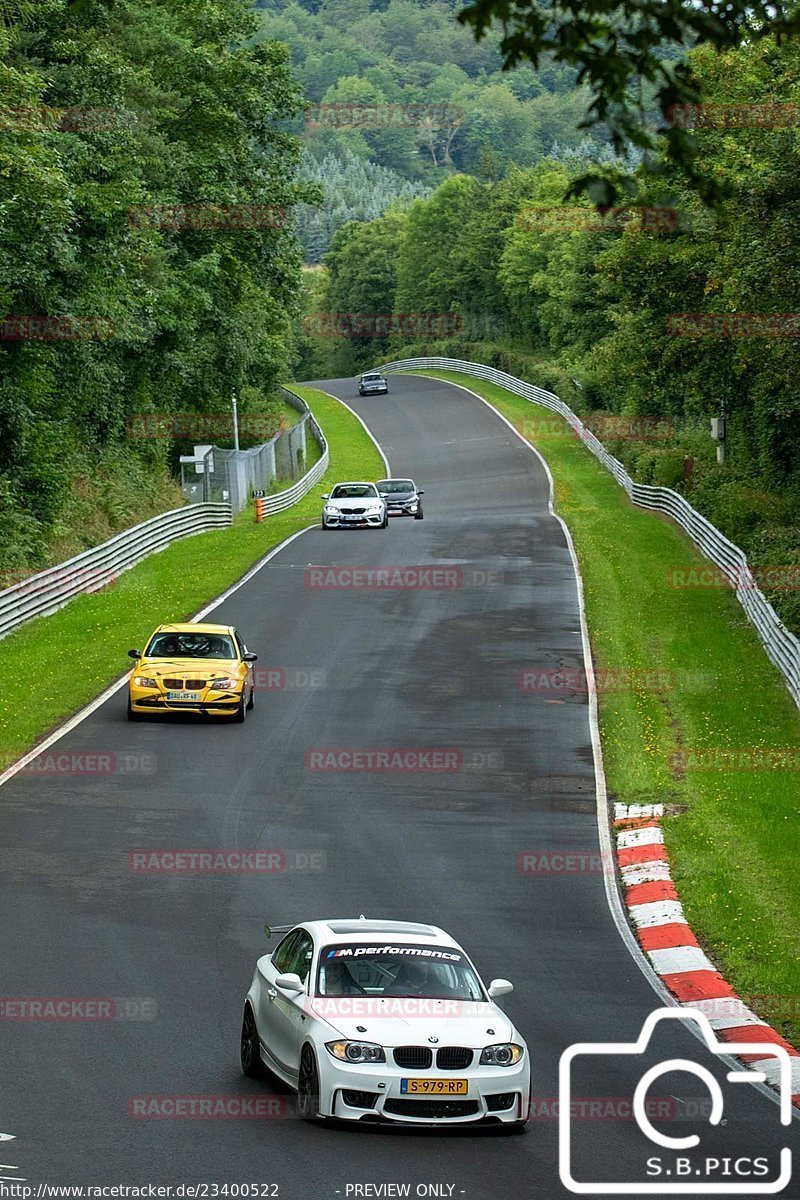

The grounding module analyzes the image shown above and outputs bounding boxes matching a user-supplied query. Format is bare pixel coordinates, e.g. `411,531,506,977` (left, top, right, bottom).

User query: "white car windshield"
317,943,485,1000
330,484,379,499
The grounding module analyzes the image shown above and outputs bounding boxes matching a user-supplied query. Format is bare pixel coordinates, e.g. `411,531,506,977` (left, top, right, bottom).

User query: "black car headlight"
325,1040,385,1064
479,1044,524,1067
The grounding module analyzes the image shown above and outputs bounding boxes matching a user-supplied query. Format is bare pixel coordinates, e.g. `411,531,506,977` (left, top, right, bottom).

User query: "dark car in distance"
377,478,424,520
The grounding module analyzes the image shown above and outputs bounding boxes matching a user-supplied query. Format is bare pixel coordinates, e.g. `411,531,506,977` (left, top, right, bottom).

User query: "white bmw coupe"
241,917,530,1129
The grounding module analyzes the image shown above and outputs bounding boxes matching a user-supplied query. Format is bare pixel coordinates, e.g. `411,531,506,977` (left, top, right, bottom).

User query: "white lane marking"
408,370,791,1115
311,388,391,476
628,899,686,927
0,1136,15,1142
617,826,665,849
0,525,316,790
648,945,717,975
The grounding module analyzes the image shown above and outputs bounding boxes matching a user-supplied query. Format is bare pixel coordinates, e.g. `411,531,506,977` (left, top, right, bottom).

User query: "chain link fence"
180,393,312,513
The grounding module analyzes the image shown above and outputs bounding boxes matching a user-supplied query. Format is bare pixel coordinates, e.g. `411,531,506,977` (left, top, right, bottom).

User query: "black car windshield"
317,943,485,1000
362,375,383,382
378,480,414,494
146,632,237,659
330,484,378,498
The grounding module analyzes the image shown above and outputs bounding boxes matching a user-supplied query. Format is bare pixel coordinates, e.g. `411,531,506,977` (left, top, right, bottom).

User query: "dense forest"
298,33,800,632
0,0,310,580
253,0,617,258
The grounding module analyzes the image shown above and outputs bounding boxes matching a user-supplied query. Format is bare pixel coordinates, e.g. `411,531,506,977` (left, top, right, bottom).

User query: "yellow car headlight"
134,675,157,688
210,677,238,691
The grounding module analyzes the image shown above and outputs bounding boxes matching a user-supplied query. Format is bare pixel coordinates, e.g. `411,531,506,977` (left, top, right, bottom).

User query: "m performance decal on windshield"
326,944,463,962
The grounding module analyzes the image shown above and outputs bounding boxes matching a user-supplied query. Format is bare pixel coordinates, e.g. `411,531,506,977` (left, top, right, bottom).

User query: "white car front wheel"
297,1045,322,1121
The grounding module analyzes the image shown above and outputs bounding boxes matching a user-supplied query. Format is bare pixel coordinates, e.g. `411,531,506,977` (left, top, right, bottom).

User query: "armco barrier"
378,357,800,712
0,503,231,640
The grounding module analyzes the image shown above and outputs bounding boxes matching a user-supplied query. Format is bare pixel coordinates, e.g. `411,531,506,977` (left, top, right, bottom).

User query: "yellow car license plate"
400,1079,468,1095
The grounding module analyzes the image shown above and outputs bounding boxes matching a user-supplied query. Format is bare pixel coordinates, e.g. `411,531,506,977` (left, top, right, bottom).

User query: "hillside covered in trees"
298,34,800,631
254,0,615,258
0,0,311,580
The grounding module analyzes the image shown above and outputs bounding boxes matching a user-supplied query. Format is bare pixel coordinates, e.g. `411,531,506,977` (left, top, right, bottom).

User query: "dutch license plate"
166,691,201,701
400,1079,468,1095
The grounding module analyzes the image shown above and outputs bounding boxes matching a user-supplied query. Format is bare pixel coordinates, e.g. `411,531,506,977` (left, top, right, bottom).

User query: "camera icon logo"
559,1007,793,1194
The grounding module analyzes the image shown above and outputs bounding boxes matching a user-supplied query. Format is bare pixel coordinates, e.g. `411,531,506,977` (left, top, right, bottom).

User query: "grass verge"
0,386,382,764
415,368,800,1043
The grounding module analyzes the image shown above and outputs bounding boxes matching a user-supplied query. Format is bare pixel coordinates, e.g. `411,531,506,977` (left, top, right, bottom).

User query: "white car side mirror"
275,972,304,993
488,978,514,998
321,493,330,500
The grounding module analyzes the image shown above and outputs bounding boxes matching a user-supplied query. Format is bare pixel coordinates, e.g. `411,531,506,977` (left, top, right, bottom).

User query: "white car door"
258,929,314,1082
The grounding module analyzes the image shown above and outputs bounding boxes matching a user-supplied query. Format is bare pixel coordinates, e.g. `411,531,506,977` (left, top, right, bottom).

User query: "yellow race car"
127,623,257,722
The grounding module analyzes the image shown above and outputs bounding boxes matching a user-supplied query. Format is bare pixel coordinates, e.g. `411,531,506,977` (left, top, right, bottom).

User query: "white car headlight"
479,1043,524,1067
325,1040,386,1064
324,505,338,514
365,505,383,514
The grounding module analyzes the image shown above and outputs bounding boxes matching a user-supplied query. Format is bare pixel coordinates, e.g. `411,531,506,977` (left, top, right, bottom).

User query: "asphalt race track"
1,373,796,1198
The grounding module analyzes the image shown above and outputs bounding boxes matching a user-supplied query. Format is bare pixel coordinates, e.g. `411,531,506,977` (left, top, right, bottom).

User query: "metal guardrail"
0,503,232,641
253,388,329,516
379,356,800,711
